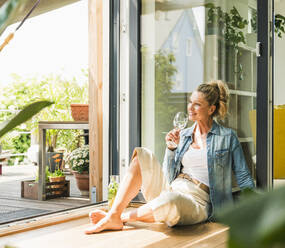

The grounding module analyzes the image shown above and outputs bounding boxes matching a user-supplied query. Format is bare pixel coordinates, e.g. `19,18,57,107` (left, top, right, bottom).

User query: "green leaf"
0,100,53,138
0,0,20,35
216,186,285,247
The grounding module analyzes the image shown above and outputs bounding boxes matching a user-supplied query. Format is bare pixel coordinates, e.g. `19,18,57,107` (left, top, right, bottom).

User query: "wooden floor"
0,204,229,248
1,165,229,247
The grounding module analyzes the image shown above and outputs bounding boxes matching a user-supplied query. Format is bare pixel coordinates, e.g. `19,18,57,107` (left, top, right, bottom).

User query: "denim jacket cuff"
165,147,176,158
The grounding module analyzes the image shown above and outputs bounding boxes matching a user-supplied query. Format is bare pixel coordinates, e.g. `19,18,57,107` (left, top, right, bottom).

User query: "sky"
0,0,88,86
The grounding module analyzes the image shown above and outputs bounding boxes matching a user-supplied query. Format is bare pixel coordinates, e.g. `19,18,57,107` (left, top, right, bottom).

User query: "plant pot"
70,104,89,121
21,180,70,200
46,152,63,172
72,171,89,196
49,176,66,195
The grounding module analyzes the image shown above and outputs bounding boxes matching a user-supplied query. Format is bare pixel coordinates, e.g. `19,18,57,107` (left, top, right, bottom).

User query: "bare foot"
120,212,130,223
85,214,124,234
89,209,107,224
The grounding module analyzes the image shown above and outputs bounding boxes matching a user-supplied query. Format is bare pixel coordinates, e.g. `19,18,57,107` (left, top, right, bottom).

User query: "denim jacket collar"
183,120,220,137
208,120,220,135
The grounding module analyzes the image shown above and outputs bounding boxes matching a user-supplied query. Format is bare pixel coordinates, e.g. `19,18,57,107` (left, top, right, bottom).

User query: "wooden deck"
0,164,91,224
0,204,229,248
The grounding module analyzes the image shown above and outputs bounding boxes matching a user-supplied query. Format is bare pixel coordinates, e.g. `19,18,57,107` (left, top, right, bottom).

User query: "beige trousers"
133,147,210,227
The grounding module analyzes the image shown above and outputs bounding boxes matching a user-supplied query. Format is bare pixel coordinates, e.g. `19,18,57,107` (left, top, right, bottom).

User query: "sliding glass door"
139,0,272,187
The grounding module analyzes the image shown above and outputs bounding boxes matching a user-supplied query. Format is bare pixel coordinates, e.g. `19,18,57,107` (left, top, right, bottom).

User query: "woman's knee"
162,191,181,202
128,155,142,177
130,155,140,168
155,192,182,211
157,192,181,226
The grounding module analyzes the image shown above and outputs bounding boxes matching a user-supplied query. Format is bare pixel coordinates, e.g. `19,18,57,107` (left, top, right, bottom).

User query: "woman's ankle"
107,210,122,219
121,212,131,222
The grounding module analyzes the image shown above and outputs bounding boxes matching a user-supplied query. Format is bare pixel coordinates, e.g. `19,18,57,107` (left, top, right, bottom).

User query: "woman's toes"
85,215,123,234
89,209,107,224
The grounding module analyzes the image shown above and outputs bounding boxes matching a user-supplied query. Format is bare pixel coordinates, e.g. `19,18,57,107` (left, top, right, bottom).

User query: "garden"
0,71,91,199
0,72,88,162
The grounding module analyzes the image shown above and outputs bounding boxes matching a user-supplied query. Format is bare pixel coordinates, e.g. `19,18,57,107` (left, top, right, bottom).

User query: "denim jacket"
162,121,255,220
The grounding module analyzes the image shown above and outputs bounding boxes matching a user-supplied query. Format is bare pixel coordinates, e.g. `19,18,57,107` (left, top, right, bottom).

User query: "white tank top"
181,145,209,186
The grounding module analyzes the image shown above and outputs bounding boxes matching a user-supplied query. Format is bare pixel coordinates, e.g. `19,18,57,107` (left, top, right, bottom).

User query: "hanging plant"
205,4,248,80
205,3,248,51
250,11,285,38
250,10,257,33
247,11,285,38
275,14,285,38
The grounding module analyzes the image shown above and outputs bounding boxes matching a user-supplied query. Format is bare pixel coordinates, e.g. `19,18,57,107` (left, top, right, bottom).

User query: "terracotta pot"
70,104,89,121
49,176,66,182
72,171,89,195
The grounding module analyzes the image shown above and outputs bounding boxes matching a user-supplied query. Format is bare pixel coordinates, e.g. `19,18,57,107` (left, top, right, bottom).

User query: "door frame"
109,0,120,175
256,0,273,189
129,0,141,159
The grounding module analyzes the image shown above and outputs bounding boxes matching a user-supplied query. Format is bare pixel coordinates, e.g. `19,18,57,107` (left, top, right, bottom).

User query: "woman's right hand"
165,129,180,150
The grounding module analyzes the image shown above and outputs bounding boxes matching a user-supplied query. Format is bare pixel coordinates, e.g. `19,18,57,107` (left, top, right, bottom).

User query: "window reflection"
141,0,257,182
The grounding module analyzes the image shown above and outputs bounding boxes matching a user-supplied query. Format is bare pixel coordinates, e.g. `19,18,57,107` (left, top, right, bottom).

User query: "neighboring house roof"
155,10,183,50
160,9,204,93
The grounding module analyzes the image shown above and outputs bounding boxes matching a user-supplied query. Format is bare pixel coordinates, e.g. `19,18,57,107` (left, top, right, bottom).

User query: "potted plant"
48,154,65,180
66,145,89,196
70,104,89,121
23,163,69,200
48,165,66,195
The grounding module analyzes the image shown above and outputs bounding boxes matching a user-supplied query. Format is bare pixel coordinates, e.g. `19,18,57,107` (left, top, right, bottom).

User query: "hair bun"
197,80,229,120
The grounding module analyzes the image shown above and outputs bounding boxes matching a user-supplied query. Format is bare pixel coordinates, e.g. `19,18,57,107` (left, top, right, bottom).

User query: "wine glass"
166,112,188,149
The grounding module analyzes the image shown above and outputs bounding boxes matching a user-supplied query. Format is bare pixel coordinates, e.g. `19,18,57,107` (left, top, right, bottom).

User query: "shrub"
0,72,88,155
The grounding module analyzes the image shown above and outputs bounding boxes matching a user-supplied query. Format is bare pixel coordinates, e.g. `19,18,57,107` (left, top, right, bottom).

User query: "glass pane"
0,1,89,224
141,0,257,183
274,1,285,188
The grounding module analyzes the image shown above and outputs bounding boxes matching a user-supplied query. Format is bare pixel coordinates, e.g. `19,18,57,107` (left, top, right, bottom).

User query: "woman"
85,80,255,234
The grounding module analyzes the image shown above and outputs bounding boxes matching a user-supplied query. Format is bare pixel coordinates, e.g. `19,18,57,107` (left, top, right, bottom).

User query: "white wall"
275,0,285,105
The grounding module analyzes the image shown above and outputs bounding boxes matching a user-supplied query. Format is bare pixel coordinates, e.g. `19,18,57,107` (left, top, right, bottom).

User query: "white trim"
238,42,257,53
141,1,156,153
238,137,254,143
229,89,257,97
102,0,110,200
119,0,130,179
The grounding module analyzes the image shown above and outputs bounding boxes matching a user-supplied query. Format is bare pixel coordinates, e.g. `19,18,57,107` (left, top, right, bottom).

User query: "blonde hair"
196,80,229,120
